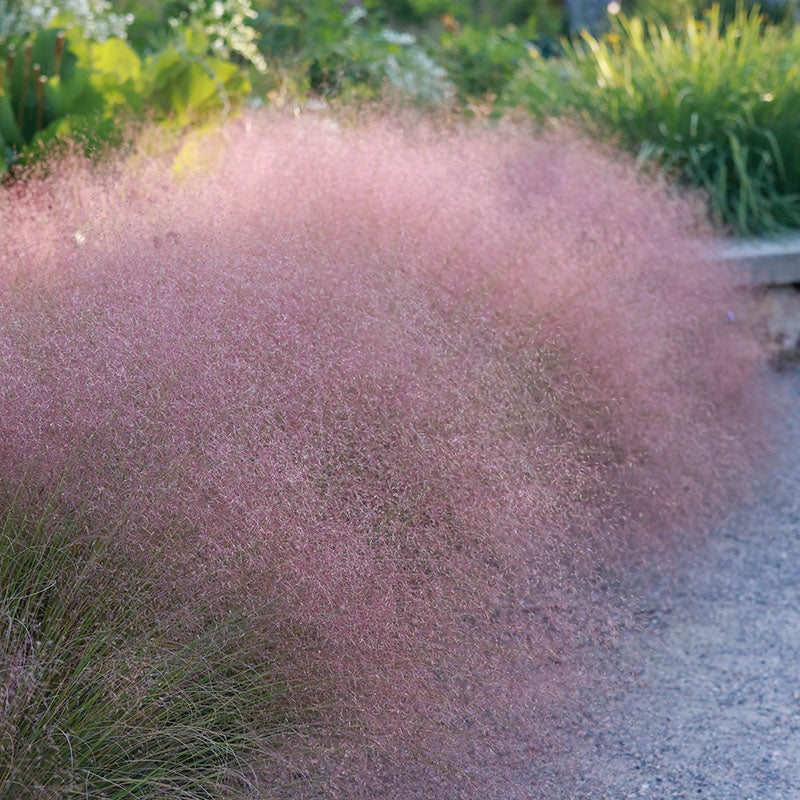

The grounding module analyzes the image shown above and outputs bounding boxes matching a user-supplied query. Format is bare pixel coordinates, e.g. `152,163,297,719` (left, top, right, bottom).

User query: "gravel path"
529,368,800,799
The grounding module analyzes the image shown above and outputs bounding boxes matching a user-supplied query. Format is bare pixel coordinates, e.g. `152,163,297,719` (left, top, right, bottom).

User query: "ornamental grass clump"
0,112,768,797
510,4,800,235
0,492,292,799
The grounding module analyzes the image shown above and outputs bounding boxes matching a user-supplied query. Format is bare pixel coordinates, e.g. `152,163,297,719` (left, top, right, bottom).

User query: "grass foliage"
510,4,800,235
0,494,291,799
0,113,768,797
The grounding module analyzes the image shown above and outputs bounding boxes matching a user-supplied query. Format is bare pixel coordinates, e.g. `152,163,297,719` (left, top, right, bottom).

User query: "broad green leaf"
90,38,140,84
88,38,143,109
144,47,186,95
144,49,250,127
181,26,213,57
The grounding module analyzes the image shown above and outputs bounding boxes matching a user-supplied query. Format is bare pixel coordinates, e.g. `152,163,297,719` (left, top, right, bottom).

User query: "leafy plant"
0,18,252,174
255,0,451,102
0,26,135,170
167,0,268,72
508,3,800,234
437,22,539,101
143,26,252,127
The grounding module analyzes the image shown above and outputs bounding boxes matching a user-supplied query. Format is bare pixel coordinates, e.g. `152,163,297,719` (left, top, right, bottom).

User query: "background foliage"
506,3,800,234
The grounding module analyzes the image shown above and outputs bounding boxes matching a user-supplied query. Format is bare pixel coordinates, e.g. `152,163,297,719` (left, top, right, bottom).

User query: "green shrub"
253,0,451,103
436,22,539,101
377,0,563,31
508,3,800,235
0,0,266,175
0,10,253,174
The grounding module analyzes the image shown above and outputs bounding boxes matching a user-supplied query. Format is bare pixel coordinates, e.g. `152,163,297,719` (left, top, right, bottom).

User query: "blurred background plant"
434,21,540,103
0,0,256,174
506,2,800,235
169,0,268,70
627,0,798,26
252,0,452,102
0,0,133,41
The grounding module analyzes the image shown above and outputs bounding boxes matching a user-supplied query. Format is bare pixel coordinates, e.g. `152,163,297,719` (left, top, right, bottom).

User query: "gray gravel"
528,368,800,800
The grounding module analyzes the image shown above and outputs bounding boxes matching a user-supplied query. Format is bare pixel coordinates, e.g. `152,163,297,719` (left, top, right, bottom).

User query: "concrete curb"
713,233,800,286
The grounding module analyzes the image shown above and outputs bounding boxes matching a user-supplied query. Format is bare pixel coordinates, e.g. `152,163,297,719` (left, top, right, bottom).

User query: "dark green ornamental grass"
0,495,293,800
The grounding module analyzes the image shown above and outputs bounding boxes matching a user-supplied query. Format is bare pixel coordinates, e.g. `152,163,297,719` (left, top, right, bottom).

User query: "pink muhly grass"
0,112,769,797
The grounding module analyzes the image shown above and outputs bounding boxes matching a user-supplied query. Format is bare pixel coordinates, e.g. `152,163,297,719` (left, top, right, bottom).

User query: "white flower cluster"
170,0,267,73
0,0,133,41
383,47,452,103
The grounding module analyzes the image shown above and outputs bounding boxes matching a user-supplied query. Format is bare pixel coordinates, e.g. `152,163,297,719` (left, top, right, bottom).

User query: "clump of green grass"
0,491,293,800
509,3,800,235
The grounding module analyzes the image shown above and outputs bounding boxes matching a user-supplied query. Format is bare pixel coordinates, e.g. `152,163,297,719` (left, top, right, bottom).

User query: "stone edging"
712,233,800,286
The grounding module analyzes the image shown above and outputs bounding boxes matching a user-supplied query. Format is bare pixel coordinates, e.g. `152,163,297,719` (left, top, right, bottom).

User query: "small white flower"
379,29,416,46
181,0,266,72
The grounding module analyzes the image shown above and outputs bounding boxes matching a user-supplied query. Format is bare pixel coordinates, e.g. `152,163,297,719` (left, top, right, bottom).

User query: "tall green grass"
509,4,800,235
0,492,293,799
